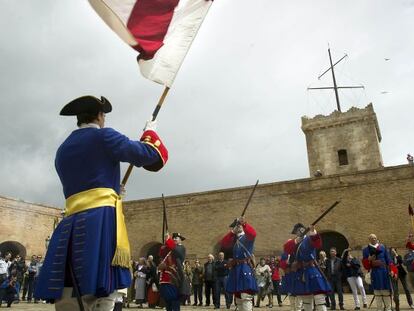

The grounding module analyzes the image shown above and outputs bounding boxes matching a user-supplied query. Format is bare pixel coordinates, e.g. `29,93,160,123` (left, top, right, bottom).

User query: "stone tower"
301,103,383,176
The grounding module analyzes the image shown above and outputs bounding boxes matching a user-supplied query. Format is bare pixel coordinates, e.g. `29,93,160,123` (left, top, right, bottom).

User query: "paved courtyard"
3,295,414,311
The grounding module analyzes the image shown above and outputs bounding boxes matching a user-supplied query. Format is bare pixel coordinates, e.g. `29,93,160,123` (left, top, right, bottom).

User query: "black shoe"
355,307,360,310
193,303,198,306
278,303,283,307
363,304,367,309
226,305,231,309
199,303,203,306
340,306,345,310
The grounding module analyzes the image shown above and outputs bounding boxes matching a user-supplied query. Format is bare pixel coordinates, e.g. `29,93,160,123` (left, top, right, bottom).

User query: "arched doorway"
319,231,349,256
139,241,163,264
0,241,26,259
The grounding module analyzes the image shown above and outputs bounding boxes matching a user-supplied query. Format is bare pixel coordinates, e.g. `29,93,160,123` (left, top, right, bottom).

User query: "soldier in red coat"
159,233,186,311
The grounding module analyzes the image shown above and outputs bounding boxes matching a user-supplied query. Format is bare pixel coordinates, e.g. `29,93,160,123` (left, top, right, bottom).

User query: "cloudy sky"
1,1,413,208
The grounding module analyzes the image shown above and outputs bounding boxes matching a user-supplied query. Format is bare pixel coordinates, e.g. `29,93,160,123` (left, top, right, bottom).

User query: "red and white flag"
88,0,213,87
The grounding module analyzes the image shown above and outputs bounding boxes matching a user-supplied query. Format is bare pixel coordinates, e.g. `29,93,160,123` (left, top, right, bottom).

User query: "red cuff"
284,239,296,255
243,223,256,240
389,263,398,276
310,234,322,249
362,258,371,271
406,241,414,250
279,259,288,270
221,231,235,248
165,238,176,250
140,130,168,172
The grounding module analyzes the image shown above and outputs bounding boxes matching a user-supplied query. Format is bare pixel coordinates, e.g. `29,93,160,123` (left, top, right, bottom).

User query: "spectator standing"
135,257,148,307
407,154,414,165
341,248,367,310
127,260,137,308
255,257,273,308
326,247,344,310
147,255,160,308
26,255,38,303
33,255,43,303
21,271,29,301
192,259,204,306
183,260,193,305
0,253,9,285
0,275,20,307
204,254,216,307
214,252,232,309
318,251,330,308
390,247,414,309
269,256,282,307
8,254,26,293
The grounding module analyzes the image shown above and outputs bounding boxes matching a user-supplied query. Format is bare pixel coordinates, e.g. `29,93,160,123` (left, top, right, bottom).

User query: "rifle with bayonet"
298,200,341,238
162,193,168,243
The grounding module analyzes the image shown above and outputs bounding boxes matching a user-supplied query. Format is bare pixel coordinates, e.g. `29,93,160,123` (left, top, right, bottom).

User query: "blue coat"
285,236,331,296
35,127,160,300
222,224,258,294
362,244,392,291
280,252,295,295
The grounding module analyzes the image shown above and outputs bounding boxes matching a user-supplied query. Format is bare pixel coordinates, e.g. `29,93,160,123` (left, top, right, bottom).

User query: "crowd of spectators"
0,251,44,307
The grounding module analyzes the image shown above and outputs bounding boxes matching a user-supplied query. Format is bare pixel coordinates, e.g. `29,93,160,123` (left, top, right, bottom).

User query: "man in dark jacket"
214,252,232,309
326,247,344,310
390,247,414,309
204,254,216,307
192,259,204,306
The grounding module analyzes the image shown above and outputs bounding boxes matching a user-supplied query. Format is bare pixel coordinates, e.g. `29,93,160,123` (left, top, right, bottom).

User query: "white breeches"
300,294,327,311
236,293,253,311
289,295,303,311
55,287,122,311
374,290,392,311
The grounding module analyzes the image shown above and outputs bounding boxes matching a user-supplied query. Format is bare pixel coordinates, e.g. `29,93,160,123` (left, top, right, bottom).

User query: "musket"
241,179,259,217
300,200,341,237
368,295,375,309
162,193,168,243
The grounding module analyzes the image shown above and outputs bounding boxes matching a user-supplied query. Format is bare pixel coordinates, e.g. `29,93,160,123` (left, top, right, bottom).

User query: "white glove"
143,119,157,131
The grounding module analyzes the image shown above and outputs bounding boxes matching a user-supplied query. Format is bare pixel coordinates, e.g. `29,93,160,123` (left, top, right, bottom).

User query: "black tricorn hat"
172,232,186,241
291,223,306,235
60,95,112,116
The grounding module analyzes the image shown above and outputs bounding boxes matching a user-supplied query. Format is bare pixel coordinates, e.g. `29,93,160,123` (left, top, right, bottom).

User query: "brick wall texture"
0,196,61,258
124,165,414,260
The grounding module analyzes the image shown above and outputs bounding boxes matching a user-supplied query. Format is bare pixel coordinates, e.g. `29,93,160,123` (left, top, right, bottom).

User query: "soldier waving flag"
34,96,168,310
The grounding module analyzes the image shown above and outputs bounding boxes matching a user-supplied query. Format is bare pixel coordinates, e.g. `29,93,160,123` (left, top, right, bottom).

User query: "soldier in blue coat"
284,223,331,311
362,234,397,311
34,95,168,311
221,217,258,311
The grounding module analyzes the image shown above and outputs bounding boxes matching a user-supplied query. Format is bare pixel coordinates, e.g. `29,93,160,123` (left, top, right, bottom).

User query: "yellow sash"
65,187,131,268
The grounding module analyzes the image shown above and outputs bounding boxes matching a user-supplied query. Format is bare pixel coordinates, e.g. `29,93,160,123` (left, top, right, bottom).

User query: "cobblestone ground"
2,295,414,311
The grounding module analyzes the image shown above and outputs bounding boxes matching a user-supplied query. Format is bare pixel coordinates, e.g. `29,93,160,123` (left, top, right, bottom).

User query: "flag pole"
121,86,170,188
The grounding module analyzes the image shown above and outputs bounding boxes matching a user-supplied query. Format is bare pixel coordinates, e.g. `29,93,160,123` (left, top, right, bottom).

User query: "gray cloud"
1,0,413,207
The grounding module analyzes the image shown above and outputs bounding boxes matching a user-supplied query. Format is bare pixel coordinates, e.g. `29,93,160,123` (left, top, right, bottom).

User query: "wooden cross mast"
308,48,364,112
